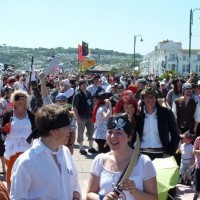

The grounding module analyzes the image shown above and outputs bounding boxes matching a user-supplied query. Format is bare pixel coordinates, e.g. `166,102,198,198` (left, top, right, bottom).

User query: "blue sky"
1,0,200,54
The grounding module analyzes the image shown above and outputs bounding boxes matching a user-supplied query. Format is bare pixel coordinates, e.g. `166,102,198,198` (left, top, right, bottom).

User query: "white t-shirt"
180,143,193,160
87,84,99,96
10,139,81,200
90,153,156,200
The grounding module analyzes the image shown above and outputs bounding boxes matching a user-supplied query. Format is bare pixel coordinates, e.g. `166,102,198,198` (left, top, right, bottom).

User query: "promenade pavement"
0,141,196,200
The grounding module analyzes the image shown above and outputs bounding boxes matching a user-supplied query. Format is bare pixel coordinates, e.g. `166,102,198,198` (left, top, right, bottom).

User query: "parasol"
153,156,179,200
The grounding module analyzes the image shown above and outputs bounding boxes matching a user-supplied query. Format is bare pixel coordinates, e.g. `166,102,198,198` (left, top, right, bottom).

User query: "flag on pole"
78,45,85,62
82,41,89,56
3,64,15,72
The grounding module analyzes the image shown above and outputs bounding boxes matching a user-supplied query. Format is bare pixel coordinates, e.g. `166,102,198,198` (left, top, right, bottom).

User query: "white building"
140,40,200,76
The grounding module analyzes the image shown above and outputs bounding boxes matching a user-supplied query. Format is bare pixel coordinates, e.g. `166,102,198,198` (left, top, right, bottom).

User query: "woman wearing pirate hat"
87,114,157,200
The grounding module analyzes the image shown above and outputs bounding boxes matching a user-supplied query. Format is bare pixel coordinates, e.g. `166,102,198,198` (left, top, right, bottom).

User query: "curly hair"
10,89,30,109
114,96,138,115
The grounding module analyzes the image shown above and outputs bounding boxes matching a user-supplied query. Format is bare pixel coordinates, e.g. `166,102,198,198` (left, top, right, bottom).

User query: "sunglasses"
14,94,26,101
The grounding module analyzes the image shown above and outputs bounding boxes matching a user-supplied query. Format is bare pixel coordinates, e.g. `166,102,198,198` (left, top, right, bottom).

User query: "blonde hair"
10,90,30,109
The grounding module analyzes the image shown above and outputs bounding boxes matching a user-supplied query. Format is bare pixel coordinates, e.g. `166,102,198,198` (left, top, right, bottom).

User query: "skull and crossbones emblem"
114,118,126,130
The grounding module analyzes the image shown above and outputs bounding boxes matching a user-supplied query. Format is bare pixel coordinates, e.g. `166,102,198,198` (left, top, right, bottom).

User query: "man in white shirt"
137,86,180,160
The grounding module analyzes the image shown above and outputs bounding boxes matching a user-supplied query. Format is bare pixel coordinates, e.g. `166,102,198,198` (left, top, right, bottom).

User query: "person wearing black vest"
73,80,98,155
172,83,200,134
172,82,200,167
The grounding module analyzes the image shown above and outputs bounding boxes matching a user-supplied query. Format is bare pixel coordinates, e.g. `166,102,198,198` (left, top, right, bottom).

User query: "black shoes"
88,148,98,154
80,148,98,155
79,149,87,155
185,180,191,186
178,178,184,184
193,194,199,200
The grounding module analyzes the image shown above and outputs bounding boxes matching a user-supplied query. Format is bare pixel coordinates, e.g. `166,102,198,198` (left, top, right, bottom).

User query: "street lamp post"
188,8,200,73
133,35,143,69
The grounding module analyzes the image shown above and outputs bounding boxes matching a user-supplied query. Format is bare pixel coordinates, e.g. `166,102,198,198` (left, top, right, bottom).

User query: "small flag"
3,64,15,71
78,44,85,62
82,41,89,56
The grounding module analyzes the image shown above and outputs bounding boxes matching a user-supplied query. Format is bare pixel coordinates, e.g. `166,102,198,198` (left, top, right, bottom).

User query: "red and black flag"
78,44,85,62
82,41,89,56
3,64,15,72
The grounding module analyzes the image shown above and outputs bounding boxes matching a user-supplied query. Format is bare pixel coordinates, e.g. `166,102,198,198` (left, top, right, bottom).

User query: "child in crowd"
179,130,195,185
193,135,200,200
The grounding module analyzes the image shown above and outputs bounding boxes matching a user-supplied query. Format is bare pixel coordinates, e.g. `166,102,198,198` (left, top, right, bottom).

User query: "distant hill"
0,45,143,71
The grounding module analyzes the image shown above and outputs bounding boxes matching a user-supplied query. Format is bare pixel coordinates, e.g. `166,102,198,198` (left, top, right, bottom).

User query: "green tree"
160,70,176,80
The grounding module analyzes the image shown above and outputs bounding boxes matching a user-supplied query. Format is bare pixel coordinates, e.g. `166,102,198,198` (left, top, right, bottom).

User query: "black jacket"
136,103,180,155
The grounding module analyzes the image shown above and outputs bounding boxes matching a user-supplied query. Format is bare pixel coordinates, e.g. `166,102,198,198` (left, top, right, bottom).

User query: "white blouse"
4,114,32,160
90,153,156,200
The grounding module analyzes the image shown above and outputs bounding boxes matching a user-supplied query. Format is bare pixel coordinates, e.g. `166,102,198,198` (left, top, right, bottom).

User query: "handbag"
2,117,13,134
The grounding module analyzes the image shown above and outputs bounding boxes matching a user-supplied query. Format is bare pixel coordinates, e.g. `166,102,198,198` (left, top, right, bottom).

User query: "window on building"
183,65,185,72
197,55,200,61
183,56,186,60
187,65,189,72
196,65,198,72
172,64,175,71
172,54,175,59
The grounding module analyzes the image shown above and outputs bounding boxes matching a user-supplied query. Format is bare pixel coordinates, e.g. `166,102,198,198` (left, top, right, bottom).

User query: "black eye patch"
14,95,25,101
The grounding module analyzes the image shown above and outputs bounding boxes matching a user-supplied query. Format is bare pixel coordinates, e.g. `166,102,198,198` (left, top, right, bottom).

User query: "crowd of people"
0,68,199,199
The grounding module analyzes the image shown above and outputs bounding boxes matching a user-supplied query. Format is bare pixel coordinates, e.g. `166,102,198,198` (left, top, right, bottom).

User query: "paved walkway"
0,142,196,200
